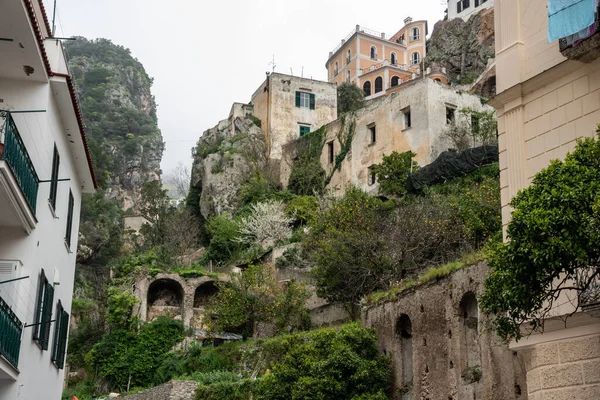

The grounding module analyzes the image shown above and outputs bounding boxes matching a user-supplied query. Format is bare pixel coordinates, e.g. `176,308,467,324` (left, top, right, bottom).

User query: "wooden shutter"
49,145,60,210
457,1,462,13
51,301,62,363
65,190,74,248
295,91,301,107
40,281,54,350
0,262,15,310
33,269,45,341
57,310,69,369
309,94,316,110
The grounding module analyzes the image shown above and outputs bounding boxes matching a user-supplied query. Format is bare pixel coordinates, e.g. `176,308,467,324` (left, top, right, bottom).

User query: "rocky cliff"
65,37,163,211
427,8,495,87
190,116,267,219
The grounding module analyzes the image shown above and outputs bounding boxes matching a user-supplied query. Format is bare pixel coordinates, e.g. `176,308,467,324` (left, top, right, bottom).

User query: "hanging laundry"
548,0,596,42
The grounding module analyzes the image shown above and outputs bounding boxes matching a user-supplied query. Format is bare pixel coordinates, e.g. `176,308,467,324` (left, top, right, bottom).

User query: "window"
51,301,69,369
49,144,60,210
368,166,376,185
334,62,338,75
403,108,412,129
65,190,74,249
295,91,315,109
299,125,311,137
471,114,480,135
374,77,383,93
368,124,377,144
391,53,397,65
347,70,351,83
363,81,372,96
462,0,470,10
411,52,421,65
475,0,479,6
446,106,456,124
457,0,462,13
33,269,54,350
411,27,420,41
327,141,334,164
370,46,377,60
391,76,400,87
347,49,351,64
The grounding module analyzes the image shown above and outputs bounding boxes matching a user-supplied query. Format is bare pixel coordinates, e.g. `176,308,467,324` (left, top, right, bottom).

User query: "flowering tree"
237,200,294,247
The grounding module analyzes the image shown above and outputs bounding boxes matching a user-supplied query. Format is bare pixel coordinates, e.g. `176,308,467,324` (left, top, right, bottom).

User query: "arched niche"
147,278,184,320
459,291,481,369
194,281,219,308
396,313,414,385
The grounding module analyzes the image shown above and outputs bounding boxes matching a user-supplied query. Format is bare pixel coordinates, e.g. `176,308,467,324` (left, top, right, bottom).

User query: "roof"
24,0,99,189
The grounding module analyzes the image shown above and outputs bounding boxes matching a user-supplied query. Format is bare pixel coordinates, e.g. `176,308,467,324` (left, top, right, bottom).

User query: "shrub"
337,82,364,114
372,151,418,197
286,195,318,226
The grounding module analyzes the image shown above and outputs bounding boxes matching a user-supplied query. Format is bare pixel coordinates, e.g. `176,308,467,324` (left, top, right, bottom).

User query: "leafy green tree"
337,82,364,114
138,180,174,248
372,151,418,196
481,133,600,341
203,265,309,338
288,158,325,196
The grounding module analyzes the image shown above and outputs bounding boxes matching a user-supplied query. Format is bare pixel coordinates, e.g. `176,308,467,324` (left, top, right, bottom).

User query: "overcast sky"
46,0,447,175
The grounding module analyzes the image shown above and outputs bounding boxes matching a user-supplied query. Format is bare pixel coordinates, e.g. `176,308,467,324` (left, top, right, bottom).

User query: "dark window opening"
65,190,74,248
471,114,480,135
462,0,470,10
457,0,462,13
404,109,412,128
363,81,372,96
368,166,376,185
369,124,377,143
391,76,400,87
194,282,220,308
375,77,383,93
391,53,397,65
299,125,311,137
328,142,334,164
446,106,456,124
51,301,69,369
33,269,54,350
370,47,377,60
49,144,60,210
396,314,413,385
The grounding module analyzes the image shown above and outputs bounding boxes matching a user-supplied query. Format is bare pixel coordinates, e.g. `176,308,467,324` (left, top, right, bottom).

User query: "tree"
138,180,174,248
237,200,294,248
203,265,309,338
481,132,600,341
372,151,418,196
163,162,191,198
442,108,497,151
337,82,364,114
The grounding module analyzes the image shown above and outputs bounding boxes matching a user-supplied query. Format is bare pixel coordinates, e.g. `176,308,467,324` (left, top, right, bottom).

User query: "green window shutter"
33,270,46,341
65,190,74,248
309,94,316,110
40,282,54,350
51,301,62,363
51,302,69,369
295,91,301,107
49,145,60,210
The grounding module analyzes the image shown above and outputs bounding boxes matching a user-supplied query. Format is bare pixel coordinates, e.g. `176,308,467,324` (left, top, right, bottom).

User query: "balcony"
559,4,600,63
0,112,39,233
0,295,22,371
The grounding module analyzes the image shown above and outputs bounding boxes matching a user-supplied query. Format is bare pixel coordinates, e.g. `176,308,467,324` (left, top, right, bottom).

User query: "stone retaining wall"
123,380,198,400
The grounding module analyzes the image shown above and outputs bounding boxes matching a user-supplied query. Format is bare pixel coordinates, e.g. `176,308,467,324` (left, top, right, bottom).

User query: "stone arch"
396,314,414,385
194,281,219,308
363,81,372,96
459,291,481,369
375,77,383,93
147,278,184,321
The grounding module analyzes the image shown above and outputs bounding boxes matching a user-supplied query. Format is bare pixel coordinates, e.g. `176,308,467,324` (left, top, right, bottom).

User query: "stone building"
326,19,441,99
250,72,338,162
490,0,600,398
315,78,493,195
362,262,527,400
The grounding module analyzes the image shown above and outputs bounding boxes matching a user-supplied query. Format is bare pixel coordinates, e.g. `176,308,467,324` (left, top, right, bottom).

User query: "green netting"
407,145,499,192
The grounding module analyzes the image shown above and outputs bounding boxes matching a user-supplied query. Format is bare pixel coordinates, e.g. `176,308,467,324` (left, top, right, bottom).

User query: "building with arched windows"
326,18,432,99
447,0,494,22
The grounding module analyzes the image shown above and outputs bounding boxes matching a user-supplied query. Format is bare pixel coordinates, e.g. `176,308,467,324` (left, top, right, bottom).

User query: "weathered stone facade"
362,262,527,400
123,380,198,400
134,273,224,329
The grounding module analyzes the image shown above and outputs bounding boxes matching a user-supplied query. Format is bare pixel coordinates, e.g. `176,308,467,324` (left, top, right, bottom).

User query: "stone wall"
123,380,198,400
362,262,527,399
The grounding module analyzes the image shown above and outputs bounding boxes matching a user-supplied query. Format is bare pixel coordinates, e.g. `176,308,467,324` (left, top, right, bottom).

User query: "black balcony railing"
0,112,39,214
0,295,22,368
559,4,600,63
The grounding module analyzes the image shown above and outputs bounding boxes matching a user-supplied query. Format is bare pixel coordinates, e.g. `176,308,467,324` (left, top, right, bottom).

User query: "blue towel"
548,0,596,42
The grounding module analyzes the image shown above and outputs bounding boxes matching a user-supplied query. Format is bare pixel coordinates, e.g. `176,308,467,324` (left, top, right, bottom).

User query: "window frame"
299,125,311,137
411,27,420,41
334,61,339,76
446,106,456,124
411,52,421,66
368,123,377,144
391,76,400,87
368,166,376,186
65,189,74,250
370,46,377,60
403,108,412,129
295,91,315,110
374,77,383,93
49,144,60,211
327,141,335,164
33,269,54,350
457,0,462,13
347,49,351,65
363,81,372,97
51,300,69,369
391,52,397,65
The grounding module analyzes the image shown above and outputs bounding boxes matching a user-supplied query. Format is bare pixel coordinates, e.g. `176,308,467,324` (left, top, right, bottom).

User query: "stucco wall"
322,79,492,195
362,262,527,400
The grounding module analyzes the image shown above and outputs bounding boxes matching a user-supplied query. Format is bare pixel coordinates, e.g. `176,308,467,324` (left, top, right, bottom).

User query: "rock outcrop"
190,116,267,219
427,8,495,87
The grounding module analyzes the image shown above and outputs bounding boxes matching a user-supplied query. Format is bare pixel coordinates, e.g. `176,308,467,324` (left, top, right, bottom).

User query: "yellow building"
326,18,447,99
490,0,600,398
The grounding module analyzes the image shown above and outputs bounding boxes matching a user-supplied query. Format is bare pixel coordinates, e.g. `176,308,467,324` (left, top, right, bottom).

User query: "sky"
46,0,447,175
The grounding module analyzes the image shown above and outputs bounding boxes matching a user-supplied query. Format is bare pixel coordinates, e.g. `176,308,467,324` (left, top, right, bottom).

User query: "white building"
447,0,494,21
0,1,97,399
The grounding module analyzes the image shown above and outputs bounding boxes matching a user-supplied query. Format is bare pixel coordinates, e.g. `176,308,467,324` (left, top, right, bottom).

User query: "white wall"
0,78,83,400
448,0,494,21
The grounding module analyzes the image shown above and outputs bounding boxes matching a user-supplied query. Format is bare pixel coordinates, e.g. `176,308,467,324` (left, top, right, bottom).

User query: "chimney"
356,24,360,32
381,32,386,39
404,16,413,24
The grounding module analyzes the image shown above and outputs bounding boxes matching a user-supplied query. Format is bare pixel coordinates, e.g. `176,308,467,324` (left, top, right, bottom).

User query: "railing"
359,60,416,76
0,112,39,214
329,25,392,56
0,295,22,368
